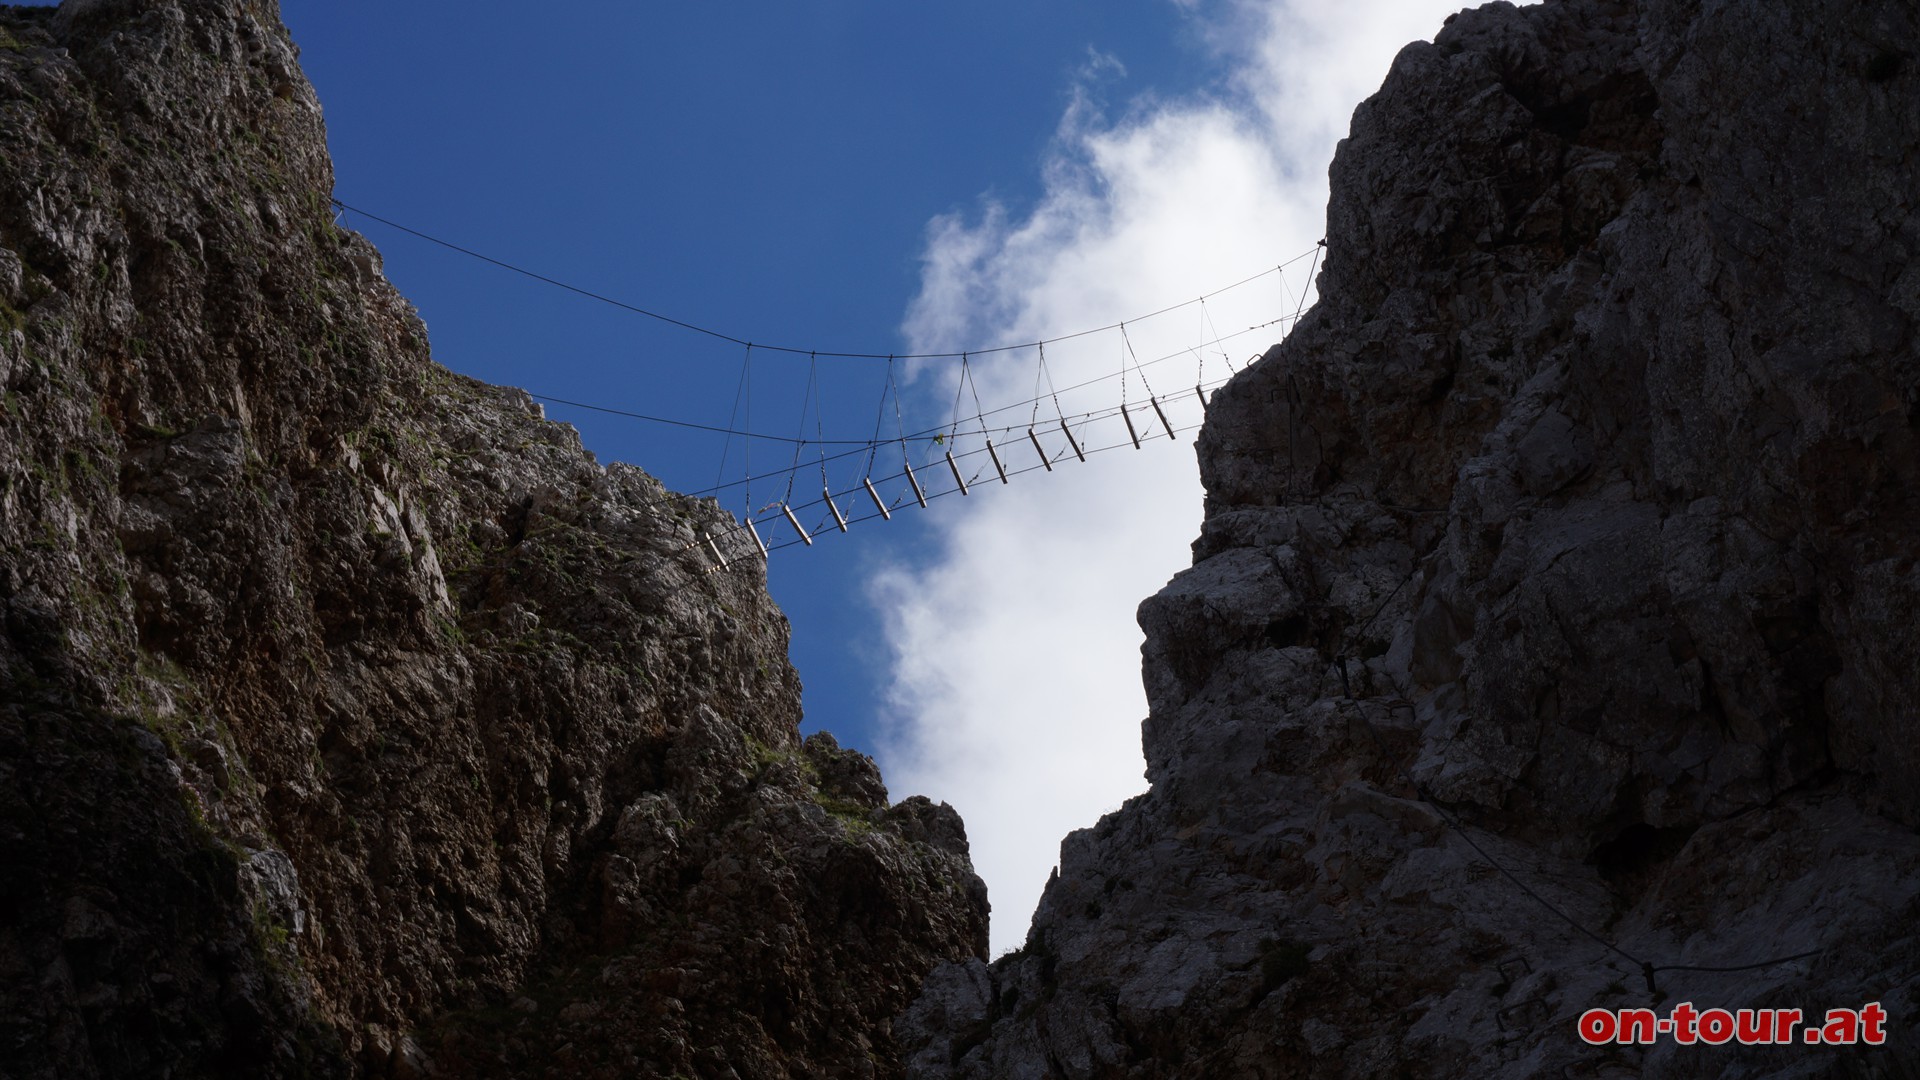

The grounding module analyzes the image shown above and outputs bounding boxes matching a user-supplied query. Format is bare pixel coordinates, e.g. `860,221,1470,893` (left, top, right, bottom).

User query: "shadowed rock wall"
901,0,1920,1075
0,2,986,1077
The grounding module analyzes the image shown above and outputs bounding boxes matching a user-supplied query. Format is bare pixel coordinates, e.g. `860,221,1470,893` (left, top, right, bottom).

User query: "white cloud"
874,0,1465,955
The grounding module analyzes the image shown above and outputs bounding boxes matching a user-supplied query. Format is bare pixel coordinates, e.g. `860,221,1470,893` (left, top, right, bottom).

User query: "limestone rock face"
0,2,985,1077
901,0,1920,1076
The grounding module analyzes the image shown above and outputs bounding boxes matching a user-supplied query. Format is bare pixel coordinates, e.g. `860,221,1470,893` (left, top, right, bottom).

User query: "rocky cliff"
902,0,1920,1076
0,2,986,1077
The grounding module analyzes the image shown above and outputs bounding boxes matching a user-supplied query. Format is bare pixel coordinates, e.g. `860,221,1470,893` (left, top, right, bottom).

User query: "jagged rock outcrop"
901,0,1920,1076
0,2,987,1077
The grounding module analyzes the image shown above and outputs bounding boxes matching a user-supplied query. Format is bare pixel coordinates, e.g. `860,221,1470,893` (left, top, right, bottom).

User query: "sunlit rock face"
900,0,1920,1075
0,2,986,1077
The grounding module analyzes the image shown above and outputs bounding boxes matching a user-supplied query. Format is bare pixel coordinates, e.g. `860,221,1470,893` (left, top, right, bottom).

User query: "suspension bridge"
333,199,1323,572
332,201,1841,991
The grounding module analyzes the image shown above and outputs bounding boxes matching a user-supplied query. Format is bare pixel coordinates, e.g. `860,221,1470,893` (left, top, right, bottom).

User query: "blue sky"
272,0,1463,954
279,0,1223,748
